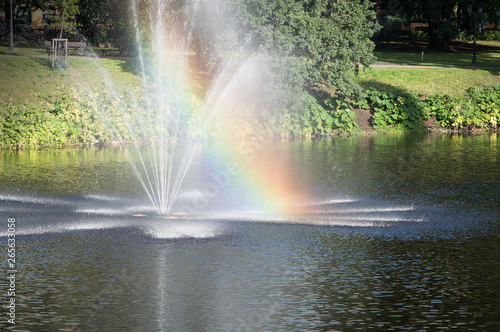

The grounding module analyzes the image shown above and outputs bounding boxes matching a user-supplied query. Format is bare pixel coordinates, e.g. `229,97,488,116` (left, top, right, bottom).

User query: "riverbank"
1,44,499,149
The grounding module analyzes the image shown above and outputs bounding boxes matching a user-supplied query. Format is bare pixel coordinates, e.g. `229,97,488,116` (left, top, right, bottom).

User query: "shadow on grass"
376,39,500,53
118,59,143,77
375,40,500,70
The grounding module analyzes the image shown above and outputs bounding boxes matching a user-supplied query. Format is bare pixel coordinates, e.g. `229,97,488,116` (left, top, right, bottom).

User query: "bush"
350,89,426,131
455,30,473,40
409,30,429,40
0,91,113,149
422,86,500,130
481,30,500,41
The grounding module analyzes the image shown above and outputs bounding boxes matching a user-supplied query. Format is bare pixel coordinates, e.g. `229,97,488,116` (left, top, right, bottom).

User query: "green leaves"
422,86,500,130
232,0,378,101
353,85,500,132
0,91,111,149
351,89,426,131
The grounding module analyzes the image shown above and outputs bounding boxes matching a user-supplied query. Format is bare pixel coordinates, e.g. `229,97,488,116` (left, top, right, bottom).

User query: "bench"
98,43,120,56
67,41,88,55
44,40,89,56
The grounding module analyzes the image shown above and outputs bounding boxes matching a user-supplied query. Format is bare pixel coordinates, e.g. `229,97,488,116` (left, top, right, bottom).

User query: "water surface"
1,133,499,331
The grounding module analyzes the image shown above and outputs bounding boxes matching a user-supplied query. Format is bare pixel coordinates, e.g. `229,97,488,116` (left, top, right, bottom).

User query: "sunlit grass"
356,67,500,98
1,42,499,105
0,57,141,106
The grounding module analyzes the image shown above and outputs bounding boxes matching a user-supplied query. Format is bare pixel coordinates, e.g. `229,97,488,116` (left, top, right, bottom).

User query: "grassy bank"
0,56,141,105
0,56,146,148
1,46,499,148
357,67,500,98
360,39,500,98
2,52,498,106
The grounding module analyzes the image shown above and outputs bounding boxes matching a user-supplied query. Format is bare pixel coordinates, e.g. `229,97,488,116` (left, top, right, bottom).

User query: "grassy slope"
1,40,499,107
0,56,141,107
356,67,500,98
356,39,500,98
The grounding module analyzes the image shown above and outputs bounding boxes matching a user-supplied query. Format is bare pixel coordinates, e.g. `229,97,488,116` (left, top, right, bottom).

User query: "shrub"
422,86,500,130
409,30,429,40
351,89,425,131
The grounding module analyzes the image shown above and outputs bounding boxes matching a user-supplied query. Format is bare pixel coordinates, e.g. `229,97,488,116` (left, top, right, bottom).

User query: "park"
1,1,500,331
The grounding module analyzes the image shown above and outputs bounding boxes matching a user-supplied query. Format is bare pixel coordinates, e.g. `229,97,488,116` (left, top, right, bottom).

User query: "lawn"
1,41,499,107
357,67,500,98
0,41,48,57
357,39,500,98
374,39,500,68
0,56,141,106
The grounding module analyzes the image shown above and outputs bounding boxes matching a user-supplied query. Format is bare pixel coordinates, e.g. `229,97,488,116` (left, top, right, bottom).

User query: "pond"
1,133,499,331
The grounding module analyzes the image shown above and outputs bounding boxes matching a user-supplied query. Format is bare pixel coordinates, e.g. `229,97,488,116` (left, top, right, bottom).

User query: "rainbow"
197,138,308,217
121,1,308,217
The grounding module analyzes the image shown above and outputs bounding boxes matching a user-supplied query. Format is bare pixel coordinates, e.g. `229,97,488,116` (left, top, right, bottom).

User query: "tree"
46,0,80,38
377,0,500,49
77,0,133,46
202,0,379,102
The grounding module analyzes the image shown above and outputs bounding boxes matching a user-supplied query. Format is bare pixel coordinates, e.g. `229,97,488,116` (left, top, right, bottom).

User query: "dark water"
1,133,499,331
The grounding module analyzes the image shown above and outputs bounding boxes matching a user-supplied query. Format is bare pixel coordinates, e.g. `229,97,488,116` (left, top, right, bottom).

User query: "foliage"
345,85,500,132
376,0,500,47
376,13,406,41
207,90,359,139
408,30,429,40
422,86,500,129
2,83,500,148
456,30,500,41
323,97,358,133
0,92,107,149
481,31,500,41
0,85,159,149
45,0,81,39
351,89,426,131
232,0,379,100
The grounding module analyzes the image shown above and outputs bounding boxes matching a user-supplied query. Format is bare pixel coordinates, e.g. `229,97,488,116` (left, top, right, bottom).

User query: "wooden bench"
44,40,89,56
98,43,120,56
67,41,88,55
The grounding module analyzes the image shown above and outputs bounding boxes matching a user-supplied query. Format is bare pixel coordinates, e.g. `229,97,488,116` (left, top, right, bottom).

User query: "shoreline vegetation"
1,41,500,150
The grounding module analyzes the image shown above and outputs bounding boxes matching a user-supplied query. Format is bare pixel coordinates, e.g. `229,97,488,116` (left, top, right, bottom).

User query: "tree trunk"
427,21,445,50
59,11,64,39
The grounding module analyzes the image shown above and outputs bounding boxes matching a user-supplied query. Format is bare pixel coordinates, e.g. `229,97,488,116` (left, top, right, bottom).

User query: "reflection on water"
0,133,499,331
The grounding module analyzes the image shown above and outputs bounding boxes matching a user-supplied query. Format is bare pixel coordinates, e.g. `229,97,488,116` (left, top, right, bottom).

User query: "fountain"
61,0,432,223
2,2,500,330
88,0,293,216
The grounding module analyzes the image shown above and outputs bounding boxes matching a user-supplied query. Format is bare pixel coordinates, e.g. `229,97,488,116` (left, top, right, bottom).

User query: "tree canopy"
45,0,80,38
233,0,378,99
17,0,379,102
190,0,378,105
377,0,500,48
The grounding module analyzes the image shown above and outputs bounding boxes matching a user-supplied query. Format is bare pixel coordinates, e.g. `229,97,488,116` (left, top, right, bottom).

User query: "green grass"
0,56,141,106
374,49,500,68
1,42,499,107
374,40,500,68
356,67,500,98
0,42,48,57
362,39,500,98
